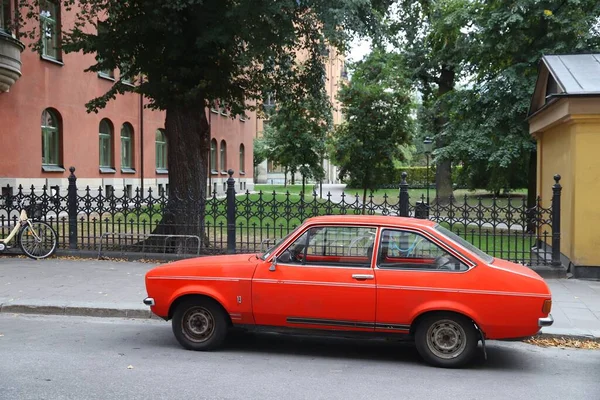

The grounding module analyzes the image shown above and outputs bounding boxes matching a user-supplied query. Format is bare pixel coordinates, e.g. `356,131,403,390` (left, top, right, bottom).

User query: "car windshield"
434,224,494,264
260,225,303,260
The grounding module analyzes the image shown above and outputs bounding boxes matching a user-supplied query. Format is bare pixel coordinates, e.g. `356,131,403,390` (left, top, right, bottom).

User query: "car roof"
304,215,437,228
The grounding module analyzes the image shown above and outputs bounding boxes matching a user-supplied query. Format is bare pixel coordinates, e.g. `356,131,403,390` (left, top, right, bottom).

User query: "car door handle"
352,274,374,281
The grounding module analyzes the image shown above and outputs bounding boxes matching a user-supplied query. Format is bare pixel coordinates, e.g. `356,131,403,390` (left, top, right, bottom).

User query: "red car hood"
146,253,260,279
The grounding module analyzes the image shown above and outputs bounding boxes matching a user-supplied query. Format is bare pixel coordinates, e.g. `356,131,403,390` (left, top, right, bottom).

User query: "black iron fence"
0,167,562,266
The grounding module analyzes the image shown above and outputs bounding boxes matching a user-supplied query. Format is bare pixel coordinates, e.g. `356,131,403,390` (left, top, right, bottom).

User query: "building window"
267,160,284,173
1,0,11,32
97,22,114,78
40,1,61,60
121,123,134,171
210,139,217,173
120,62,133,85
220,140,227,172
239,144,245,174
41,109,61,168
99,119,114,171
155,129,168,172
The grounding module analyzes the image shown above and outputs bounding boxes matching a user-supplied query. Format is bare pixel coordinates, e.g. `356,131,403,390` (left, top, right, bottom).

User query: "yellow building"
254,46,347,185
528,54,600,279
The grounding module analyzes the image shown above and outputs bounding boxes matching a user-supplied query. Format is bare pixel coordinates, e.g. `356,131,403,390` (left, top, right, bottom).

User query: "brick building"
0,0,254,198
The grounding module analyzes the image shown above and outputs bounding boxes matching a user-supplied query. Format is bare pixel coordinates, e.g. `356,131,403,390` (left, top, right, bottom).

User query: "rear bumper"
538,314,554,327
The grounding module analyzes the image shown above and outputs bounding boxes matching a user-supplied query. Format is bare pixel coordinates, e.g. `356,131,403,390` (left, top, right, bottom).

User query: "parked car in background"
143,215,553,368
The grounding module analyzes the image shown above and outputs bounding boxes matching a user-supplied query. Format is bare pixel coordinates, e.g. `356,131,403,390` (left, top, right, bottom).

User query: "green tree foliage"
261,59,333,192
329,49,414,210
441,0,600,194
15,0,392,251
390,0,471,200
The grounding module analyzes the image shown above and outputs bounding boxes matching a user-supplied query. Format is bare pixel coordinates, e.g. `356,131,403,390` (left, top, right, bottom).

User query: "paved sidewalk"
0,257,599,339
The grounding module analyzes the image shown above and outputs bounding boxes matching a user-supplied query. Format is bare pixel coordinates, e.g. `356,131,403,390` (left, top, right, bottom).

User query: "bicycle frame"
0,209,40,246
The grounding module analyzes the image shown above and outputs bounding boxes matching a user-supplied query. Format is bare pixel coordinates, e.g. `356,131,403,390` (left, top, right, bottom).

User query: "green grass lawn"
55,189,541,261
345,187,528,208
254,184,310,195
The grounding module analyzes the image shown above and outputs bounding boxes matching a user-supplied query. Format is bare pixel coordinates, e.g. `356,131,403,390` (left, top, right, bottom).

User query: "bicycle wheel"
18,221,58,260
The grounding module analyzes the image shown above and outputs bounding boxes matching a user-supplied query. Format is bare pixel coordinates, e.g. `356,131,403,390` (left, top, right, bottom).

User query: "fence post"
67,166,78,250
399,171,409,217
551,174,562,266
226,169,236,254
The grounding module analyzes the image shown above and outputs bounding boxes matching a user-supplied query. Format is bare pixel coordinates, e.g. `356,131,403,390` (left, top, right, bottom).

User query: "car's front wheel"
172,298,228,351
414,312,479,368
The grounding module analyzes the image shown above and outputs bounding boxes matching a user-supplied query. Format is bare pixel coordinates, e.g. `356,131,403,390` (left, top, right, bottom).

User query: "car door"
252,225,378,331
374,228,472,333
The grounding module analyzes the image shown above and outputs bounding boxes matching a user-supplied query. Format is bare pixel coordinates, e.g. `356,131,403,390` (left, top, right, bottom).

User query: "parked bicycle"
0,200,57,259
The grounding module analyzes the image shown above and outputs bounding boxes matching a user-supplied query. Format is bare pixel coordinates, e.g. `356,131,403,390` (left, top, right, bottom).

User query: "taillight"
542,299,552,314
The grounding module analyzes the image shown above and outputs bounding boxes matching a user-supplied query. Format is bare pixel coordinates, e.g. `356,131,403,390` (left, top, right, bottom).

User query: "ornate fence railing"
0,167,561,266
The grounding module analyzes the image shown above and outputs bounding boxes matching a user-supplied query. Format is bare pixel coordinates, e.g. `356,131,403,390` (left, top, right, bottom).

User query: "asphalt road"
0,314,598,400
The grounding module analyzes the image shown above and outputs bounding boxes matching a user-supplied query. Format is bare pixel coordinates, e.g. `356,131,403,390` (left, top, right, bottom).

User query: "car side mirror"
269,250,292,272
269,257,277,272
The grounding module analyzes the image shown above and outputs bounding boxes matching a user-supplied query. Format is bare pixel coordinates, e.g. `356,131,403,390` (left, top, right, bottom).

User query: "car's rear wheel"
172,298,228,351
414,312,478,368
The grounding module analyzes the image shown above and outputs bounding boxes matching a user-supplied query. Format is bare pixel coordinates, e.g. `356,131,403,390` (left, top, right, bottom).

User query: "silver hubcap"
182,307,215,343
426,319,467,359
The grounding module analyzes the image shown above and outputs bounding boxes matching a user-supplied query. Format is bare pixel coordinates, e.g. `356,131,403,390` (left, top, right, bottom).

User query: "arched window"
99,119,114,168
219,140,227,172
239,144,245,174
155,129,167,170
121,123,134,170
41,109,61,167
210,139,217,173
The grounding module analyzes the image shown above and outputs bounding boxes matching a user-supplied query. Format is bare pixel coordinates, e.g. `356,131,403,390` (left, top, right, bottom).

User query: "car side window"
279,226,377,268
377,229,468,272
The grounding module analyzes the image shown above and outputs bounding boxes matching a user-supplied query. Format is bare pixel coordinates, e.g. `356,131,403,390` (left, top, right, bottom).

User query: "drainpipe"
208,106,212,194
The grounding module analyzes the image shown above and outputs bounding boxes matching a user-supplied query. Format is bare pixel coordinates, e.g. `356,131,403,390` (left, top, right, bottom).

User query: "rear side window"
377,229,469,272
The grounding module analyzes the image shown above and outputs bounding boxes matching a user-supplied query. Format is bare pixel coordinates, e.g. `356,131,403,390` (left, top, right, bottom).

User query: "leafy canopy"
329,49,414,193
441,0,600,192
260,54,333,185
18,0,393,113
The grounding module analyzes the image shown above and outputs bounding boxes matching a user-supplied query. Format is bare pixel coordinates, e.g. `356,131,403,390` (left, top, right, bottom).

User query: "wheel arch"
168,291,232,326
409,306,483,336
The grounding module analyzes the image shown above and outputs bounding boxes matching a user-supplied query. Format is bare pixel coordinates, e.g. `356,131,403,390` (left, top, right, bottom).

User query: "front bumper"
143,297,155,306
538,314,554,327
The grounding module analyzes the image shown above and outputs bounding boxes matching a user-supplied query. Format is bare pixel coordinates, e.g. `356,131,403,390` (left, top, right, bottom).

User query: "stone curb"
1,303,598,342
0,303,160,320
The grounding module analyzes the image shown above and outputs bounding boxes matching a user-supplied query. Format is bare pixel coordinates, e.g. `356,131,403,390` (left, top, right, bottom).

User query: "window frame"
98,119,115,172
96,21,115,79
277,225,378,269
155,129,168,173
210,139,218,174
41,108,63,171
40,0,61,61
1,0,10,32
375,227,474,273
219,140,227,173
239,143,245,174
120,123,134,172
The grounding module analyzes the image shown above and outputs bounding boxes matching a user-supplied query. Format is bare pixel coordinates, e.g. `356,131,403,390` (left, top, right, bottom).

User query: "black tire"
172,298,228,351
414,312,479,368
18,221,58,260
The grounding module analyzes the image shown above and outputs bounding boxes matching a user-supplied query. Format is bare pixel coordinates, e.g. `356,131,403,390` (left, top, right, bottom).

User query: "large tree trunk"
433,66,455,203
148,104,211,254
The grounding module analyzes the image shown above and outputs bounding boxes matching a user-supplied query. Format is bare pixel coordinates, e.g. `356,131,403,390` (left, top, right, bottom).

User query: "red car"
143,215,553,368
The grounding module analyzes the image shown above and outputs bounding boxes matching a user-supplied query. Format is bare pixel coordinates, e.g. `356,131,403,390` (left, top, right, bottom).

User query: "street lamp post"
423,136,433,205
